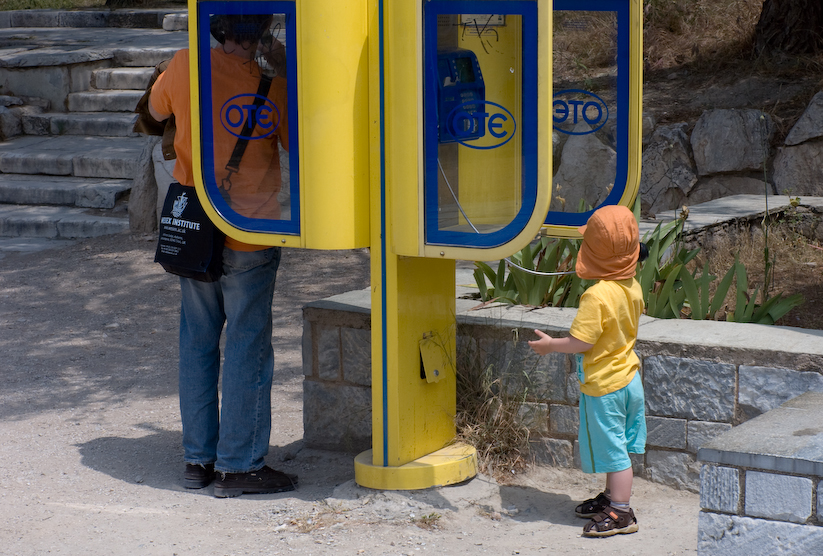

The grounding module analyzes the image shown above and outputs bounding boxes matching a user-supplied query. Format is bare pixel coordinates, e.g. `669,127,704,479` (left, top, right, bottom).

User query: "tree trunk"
754,0,823,55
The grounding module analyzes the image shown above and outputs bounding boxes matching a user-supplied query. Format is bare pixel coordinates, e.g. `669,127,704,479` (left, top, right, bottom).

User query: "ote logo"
220,94,280,140
446,100,516,149
553,89,609,135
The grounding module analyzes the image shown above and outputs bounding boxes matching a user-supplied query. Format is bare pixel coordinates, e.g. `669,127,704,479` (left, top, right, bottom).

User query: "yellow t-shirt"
569,278,644,397
150,48,288,252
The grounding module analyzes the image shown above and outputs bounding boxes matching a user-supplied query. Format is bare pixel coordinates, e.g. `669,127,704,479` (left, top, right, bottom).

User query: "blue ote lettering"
220,94,280,140
447,100,516,150
552,89,609,135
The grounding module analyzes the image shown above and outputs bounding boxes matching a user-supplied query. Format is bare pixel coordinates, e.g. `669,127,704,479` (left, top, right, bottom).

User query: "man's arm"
148,96,170,123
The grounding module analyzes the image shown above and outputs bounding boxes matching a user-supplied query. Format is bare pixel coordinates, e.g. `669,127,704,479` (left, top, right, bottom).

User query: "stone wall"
302,291,823,493
697,392,823,555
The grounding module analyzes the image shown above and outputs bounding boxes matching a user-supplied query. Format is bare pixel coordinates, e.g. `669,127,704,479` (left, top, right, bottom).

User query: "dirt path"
0,233,698,555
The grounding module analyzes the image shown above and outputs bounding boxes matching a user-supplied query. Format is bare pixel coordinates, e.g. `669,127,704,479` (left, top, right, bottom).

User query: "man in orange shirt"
149,13,297,498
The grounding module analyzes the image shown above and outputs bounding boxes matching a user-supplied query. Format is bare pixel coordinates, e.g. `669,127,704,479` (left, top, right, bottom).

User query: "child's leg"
605,466,633,506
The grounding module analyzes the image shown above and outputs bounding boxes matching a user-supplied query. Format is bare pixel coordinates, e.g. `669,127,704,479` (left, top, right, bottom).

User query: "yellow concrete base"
354,443,478,490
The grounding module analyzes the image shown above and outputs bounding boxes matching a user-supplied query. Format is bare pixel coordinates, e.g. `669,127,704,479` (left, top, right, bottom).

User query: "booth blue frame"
423,0,539,249
547,0,631,228
196,0,301,235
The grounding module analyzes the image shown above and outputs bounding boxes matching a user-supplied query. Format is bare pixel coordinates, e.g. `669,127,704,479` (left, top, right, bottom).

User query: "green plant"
412,512,442,530
473,201,803,324
473,237,592,308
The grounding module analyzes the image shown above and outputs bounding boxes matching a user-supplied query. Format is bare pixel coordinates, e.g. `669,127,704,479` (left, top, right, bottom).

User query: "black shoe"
184,463,216,489
213,465,298,498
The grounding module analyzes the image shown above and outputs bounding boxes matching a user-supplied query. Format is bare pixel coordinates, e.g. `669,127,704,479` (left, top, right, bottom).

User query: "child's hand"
528,329,554,355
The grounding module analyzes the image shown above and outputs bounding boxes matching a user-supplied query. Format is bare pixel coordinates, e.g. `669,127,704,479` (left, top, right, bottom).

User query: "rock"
551,121,616,212
690,109,773,175
785,91,823,146
638,123,696,216
772,142,823,197
687,176,772,206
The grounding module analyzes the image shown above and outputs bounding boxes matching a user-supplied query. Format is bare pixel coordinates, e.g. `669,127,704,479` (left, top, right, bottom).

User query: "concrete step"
0,174,131,209
23,112,139,137
93,67,154,90
67,89,144,113
0,135,148,179
0,203,128,239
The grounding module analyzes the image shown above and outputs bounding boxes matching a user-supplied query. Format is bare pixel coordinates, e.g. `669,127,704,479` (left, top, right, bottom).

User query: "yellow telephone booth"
355,0,553,490
186,0,642,491
187,0,370,250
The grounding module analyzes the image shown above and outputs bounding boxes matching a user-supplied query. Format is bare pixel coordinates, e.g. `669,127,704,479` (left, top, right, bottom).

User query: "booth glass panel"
197,1,300,235
423,1,538,249
548,0,629,227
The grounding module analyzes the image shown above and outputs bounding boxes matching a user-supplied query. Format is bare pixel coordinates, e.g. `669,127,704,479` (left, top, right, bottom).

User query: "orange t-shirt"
150,48,288,251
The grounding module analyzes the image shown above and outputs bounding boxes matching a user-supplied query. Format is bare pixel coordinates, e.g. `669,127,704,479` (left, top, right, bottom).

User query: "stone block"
738,365,823,421
549,404,577,436
700,464,739,513
519,402,549,435
688,421,732,453
163,13,188,31
744,471,812,524
303,380,371,452
316,325,340,381
644,356,735,422
0,106,21,141
341,327,370,386
301,319,313,377
786,91,823,146
646,450,700,492
646,416,687,449
698,512,823,556
478,339,567,403
12,10,59,27
530,437,574,468
565,363,581,403
819,480,823,522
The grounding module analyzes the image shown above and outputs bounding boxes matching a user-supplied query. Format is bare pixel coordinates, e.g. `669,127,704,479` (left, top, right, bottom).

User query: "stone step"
0,203,128,239
0,9,186,30
93,67,154,90
22,112,139,137
0,135,148,179
112,47,180,68
0,174,131,209
67,89,144,113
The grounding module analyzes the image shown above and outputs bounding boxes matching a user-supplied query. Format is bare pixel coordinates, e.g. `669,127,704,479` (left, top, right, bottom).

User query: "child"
528,204,646,537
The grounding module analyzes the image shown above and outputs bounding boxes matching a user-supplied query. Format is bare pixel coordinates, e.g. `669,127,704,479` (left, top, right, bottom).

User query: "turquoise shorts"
578,372,646,474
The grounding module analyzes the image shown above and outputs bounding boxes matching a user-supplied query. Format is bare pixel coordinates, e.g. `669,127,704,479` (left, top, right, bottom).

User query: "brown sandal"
575,491,611,518
582,505,639,537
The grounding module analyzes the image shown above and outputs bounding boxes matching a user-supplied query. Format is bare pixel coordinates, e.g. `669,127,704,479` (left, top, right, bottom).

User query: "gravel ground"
0,232,699,555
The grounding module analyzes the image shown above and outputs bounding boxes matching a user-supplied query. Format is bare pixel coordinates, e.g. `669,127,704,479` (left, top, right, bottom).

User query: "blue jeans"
178,246,281,473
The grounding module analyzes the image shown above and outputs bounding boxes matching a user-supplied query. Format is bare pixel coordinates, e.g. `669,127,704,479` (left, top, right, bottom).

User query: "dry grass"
689,211,823,329
454,339,531,482
643,0,763,70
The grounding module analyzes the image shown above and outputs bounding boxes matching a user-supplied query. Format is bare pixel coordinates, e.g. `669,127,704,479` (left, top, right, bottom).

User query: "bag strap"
221,74,274,192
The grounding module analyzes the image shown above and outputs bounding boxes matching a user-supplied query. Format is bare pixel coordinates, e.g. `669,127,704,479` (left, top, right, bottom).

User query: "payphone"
436,49,486,143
